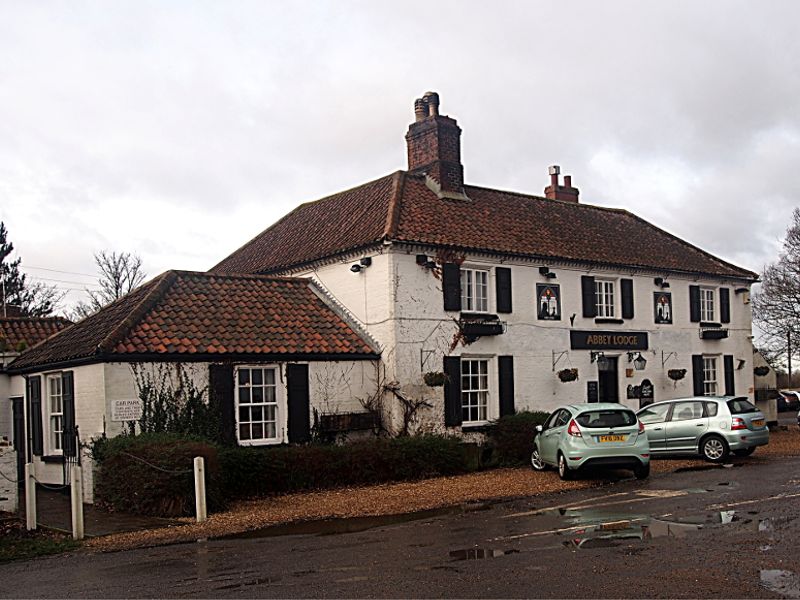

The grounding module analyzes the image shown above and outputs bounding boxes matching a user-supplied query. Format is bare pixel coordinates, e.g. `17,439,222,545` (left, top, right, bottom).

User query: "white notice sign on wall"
111,399,143,422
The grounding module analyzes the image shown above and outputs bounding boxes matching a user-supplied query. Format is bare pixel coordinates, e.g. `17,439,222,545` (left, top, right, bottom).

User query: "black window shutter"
62,371,77,458
581,276,596,318
27,375,43,456
621,279,634,319
720,288,731,324
287,363,311,444
498,356,515,417
689,285,701,322
496,267,512,314
691,355,705,396
442,263,462,312
723,355,735,396
443,356,462,427
209,364,235,445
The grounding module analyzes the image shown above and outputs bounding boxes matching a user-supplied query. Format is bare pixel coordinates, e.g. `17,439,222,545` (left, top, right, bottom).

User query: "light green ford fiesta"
531,402,651,480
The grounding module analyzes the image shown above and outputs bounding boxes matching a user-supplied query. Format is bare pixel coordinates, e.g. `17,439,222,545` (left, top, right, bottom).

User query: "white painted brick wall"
0,445,18,512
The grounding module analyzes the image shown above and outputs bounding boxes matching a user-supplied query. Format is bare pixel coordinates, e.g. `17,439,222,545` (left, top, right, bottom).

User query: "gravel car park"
637,396,769,462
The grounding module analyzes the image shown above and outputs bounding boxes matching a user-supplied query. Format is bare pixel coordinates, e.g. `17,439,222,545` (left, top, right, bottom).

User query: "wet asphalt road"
2,455,800,599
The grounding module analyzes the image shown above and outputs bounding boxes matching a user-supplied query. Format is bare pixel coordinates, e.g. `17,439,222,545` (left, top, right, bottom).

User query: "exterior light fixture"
591,351,612,371
351,257,373,273
628,351,647,371
350,264,362,273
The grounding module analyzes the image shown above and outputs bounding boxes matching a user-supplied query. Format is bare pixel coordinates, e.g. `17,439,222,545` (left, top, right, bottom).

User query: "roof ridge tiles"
383,171,406,239
95,271,179,354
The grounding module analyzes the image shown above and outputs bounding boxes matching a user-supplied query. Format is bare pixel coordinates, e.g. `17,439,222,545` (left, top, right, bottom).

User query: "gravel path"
85,427,800,553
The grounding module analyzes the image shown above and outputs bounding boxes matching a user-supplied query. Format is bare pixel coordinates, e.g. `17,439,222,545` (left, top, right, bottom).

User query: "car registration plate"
598,435,626,442
752,419,764,427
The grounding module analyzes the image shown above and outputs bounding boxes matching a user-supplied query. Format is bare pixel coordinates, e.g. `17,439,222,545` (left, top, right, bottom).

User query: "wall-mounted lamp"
538,266,557,279
653,277,670,289
591,351,612,371
415,254,437,269
627,351,647,371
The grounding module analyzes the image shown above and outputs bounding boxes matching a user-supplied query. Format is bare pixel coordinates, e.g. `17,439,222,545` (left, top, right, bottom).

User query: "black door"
598,357,619,403
11,397,25,484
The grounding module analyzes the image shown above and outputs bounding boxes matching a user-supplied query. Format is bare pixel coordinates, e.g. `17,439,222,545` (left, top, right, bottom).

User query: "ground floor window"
236,366,282,445
46,374,63,453
461,359,489,423
702,356,718,396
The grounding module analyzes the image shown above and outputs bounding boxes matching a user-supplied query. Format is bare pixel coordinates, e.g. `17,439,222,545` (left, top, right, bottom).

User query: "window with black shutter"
27,376,43,456
61,371,77,458
581,276,596,318
720,288,731,324
621,279,634,319
689,286,701,322
443,357,462,426
287,364,311,444
209,364,235,445
496,267,512,314
498,356,515,417
442,263,461,312
691,355,704,396
723,355,735,396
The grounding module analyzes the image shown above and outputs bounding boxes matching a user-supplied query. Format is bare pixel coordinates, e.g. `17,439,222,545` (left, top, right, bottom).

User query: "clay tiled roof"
0,316,72,354
9,271,378,372
213,171,756,280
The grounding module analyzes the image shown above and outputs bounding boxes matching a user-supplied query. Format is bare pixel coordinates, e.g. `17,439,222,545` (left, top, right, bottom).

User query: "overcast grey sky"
1,1,799,311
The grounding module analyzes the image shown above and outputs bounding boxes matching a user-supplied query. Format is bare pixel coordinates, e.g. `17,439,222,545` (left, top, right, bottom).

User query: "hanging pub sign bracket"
551,350,569,372
661,350,677,367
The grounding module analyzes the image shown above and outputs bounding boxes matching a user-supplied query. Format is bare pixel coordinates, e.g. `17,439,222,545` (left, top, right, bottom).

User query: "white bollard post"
194,456,207,523
25,462,36,531
70,465,84,540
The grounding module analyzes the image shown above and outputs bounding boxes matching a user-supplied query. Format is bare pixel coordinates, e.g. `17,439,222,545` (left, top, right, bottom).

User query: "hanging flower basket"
557,368,579,383
667,369,687,382
423,371,446,387
753,366,770,377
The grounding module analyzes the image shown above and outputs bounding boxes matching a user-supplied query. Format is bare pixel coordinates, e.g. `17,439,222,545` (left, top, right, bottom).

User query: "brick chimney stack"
544,165,579,203
405,92,464,193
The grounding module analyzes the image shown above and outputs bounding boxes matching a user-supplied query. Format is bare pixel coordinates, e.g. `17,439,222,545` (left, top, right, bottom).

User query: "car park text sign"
111,399,143,422
570,330,648,350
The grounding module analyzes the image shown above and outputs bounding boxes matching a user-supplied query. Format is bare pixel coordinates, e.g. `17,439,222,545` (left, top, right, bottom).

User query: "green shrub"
94,433,225,517
219,435,472,499
488,411,549,466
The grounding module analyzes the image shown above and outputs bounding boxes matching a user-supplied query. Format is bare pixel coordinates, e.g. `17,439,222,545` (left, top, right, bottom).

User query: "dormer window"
461,268,489,313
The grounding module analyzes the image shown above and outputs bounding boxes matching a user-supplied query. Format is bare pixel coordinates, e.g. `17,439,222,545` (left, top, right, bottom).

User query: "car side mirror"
535,425,543,433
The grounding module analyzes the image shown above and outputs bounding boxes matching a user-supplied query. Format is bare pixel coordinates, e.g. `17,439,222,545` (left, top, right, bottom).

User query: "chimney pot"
423,91,440,116
414,98,428,122
544,166,579,203
548,165,561,175
564,175,572,187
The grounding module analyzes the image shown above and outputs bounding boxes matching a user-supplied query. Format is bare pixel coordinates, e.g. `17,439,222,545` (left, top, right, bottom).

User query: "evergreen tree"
0,221,62,316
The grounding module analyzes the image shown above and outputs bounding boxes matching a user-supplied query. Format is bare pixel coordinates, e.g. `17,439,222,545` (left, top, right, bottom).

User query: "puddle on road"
223,506,461,539
760,570,800,599
450,548,520,561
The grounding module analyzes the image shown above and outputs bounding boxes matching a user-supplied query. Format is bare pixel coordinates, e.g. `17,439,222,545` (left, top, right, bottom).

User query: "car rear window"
727,397,757,414
576,410,636,428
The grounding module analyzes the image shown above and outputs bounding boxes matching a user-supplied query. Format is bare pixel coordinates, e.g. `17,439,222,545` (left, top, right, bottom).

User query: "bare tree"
752,208,800,377
73,251,146,319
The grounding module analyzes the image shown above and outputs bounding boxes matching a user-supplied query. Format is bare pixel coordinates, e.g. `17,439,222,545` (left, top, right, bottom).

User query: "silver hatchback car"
531,403,650,480
636,396,769,462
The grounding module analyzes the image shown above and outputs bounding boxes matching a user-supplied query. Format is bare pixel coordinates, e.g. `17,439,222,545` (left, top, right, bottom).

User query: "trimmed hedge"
218,435,471,498
93,433,225,517
94,434,475,515
488,411,549,466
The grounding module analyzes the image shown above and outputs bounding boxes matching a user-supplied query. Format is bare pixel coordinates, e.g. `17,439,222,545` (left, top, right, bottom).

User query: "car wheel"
701,435,729,462
733,447,756,457
530,446,546,471
633,462,650,479
557,453,572,480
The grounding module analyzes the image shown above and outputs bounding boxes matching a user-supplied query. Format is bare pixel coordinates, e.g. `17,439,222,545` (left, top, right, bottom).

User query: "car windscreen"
727,397,757,414
575,409,636,428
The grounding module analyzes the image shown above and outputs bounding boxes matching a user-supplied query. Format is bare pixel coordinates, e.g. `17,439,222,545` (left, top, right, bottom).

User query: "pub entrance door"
598,357,619,403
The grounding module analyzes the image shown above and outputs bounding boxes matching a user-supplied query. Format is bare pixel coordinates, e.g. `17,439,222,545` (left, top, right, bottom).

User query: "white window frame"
461,268,490,313
702,356,718,396
461,357,492,425
46,373,64,455
595,279,616,318
235,365,286,446
700,287,716,322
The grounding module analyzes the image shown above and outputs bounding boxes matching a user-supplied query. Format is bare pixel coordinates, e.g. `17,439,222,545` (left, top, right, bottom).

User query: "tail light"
731,417,747,430
638,419,645,434
567,419,582,437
